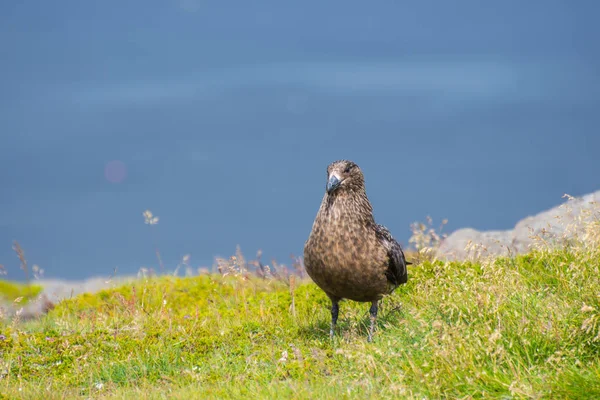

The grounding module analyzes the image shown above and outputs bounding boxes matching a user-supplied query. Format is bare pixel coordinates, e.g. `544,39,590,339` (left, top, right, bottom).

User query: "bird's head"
325,160,365,195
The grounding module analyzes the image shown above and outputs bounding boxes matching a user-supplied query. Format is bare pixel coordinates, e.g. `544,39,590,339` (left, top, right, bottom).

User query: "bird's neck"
321,189,375,225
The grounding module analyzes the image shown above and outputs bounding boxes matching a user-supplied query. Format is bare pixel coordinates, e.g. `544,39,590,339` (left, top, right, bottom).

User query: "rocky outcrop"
436,190,600,261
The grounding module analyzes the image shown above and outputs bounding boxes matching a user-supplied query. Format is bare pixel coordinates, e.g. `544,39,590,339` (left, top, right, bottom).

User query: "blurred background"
1,0,599,280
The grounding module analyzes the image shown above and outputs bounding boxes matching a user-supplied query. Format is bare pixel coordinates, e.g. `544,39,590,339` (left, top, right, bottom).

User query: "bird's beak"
326,174,341,194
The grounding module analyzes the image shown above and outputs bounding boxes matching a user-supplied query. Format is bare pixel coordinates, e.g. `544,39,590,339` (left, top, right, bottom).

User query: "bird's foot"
367,319,376,342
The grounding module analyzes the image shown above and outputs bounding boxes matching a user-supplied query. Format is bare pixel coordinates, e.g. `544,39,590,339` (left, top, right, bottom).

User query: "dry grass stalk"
408,216,448,263
12,241,29,283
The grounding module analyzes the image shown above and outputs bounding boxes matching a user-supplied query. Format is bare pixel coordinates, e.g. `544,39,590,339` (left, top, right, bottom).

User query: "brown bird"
303,160,410,341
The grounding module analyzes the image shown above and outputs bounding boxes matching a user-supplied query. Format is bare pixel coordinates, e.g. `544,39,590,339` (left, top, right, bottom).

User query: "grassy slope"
0,248,599,399
0,280,43,306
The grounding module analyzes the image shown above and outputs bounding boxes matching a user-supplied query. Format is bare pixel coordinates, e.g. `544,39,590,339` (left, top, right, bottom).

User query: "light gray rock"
436,190,600,261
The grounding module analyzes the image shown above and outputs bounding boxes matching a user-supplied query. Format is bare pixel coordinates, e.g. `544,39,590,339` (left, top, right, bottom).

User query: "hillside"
1,242,599,398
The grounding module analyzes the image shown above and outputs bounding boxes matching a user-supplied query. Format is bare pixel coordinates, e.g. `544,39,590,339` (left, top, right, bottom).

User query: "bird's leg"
330,300,339,339
368,300,379,342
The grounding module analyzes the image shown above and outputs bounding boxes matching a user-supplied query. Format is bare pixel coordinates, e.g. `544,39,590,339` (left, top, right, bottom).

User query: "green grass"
0,245,599,399
0,280,43,306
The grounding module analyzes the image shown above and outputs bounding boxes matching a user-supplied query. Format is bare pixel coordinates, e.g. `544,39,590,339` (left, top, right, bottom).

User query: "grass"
0,200,599,399
0,280,43,306
0,245,599,399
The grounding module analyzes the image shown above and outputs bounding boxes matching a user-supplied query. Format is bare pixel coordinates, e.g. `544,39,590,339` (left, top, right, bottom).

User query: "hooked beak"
326,174,341,194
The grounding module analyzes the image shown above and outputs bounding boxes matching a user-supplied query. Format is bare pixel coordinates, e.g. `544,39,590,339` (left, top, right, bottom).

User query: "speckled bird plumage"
303,160,410,341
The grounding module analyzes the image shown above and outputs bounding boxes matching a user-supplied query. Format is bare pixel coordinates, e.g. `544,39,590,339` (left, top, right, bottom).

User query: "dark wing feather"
374,224,409,288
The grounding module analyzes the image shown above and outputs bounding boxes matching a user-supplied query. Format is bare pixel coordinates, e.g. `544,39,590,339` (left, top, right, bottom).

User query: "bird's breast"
303,208,389,301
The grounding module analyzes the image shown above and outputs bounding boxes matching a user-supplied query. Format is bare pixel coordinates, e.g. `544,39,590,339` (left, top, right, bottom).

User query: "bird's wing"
374,224,409,287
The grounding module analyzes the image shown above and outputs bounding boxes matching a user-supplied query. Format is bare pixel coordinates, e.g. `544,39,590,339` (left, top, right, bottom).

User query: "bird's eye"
344,165,353,173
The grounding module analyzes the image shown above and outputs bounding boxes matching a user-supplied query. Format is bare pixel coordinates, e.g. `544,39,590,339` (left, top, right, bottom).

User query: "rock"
436,190,600,261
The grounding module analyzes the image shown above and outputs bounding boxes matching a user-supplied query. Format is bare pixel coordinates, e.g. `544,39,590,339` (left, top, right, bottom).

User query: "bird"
303,159,410,342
